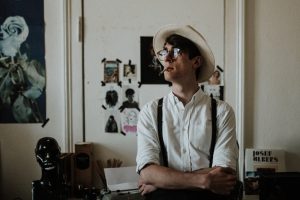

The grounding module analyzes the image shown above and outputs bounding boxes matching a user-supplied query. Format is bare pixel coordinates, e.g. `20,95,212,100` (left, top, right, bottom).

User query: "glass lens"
157,48,181,61
157,50,168,61
173,48,180,59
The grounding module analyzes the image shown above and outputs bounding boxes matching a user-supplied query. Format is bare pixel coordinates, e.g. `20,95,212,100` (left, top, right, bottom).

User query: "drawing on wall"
105,113,119,133
102,85,121,134
103,60,119,83
102,84,121,109
0,0,46,123
140,36,169,84
119,85,140,112
119,85,139,135
105,89,119,108
201,66,224,100
120,108,139,135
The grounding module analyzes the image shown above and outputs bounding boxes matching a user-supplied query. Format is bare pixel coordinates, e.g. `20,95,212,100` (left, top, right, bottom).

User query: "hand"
138,176,157,195
138,183,157,195
206,166,237,195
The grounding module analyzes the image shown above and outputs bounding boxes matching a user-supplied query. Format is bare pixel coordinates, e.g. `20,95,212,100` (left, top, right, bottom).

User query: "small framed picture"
123,64,137,80
103,60,119,83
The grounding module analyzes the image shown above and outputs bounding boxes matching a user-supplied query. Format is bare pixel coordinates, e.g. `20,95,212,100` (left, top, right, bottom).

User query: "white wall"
245,0,300,171
0,1,67,199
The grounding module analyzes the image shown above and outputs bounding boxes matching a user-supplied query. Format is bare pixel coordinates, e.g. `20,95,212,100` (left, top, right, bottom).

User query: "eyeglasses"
156,48,182,61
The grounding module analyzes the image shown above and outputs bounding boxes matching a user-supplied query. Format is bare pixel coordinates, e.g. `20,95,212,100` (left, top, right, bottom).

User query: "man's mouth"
159,67,173,76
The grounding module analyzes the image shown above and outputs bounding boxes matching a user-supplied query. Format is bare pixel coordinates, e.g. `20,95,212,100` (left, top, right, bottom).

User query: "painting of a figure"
140,36,169,84
120,108,139,135
0,0,46,123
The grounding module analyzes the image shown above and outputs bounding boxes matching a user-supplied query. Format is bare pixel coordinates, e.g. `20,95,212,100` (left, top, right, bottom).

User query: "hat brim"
153,24,215,83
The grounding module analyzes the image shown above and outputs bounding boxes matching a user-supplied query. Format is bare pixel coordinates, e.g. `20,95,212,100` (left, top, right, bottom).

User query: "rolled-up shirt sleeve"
213,102,239,170
136,101,161,174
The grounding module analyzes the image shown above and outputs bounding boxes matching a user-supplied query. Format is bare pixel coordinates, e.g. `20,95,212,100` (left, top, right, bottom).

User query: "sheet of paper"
104,166,139,191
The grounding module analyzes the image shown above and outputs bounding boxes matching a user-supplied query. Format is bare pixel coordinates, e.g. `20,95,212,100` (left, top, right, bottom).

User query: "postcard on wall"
123,63,137,81
103,60,119,83
0,0,46,123
244,148,286,195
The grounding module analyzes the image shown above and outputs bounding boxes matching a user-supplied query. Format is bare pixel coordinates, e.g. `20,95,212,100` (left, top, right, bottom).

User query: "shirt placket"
180,104,193,172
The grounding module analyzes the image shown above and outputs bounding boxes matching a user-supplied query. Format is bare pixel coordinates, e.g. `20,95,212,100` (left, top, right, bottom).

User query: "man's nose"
164,52,174,62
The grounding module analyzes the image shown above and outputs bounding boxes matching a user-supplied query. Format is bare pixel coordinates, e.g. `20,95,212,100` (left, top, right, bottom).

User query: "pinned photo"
103,60,119,83
123,64,137,80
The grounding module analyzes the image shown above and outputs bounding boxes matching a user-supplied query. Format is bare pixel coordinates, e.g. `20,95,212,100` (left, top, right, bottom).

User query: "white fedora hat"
153,24,215,83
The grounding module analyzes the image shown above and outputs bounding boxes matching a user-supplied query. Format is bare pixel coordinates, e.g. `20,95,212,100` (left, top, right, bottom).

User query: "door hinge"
78,16,83,42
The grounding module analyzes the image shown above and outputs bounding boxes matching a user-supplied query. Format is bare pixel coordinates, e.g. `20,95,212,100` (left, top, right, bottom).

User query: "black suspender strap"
209,95,217,167
157,96,217,168
157,97,168,167
155,97,244,200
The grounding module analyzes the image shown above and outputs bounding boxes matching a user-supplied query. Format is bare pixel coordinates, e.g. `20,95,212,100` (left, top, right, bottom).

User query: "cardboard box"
74,142,93,188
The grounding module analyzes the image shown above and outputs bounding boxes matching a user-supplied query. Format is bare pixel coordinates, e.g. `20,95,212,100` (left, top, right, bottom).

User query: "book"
244,148,286,195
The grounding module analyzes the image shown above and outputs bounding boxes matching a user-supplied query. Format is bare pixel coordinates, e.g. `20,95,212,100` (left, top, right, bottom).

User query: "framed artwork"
140,36,169,84
0,0,46,123
103,60,119,83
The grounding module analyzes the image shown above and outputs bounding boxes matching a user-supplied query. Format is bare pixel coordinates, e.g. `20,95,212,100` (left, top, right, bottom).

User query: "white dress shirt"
136,89,238,173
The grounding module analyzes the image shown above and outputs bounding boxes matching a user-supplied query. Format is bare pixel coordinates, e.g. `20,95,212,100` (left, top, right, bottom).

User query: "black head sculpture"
35,137,61,171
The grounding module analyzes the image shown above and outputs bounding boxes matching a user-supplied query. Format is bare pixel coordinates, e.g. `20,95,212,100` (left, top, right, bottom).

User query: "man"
136,24,238,200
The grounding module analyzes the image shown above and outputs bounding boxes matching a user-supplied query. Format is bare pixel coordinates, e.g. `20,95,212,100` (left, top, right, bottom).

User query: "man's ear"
192,56,202,70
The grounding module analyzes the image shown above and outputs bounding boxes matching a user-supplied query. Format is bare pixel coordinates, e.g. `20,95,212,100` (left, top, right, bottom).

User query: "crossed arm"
138,164,237,196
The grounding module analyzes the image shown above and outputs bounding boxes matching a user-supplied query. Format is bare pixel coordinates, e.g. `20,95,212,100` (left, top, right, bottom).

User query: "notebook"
103,166,144,200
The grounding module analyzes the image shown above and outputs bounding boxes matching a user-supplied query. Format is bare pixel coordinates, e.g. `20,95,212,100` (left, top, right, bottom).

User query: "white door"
82,0,225,184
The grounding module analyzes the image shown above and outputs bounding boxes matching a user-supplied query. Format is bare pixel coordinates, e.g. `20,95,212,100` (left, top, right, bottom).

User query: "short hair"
165,34,202,79
165,34,201,59
125,88,135,96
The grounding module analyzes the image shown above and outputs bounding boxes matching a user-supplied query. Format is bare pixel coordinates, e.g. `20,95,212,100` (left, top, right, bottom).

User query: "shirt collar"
192,87,205,102
169,87,205,105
